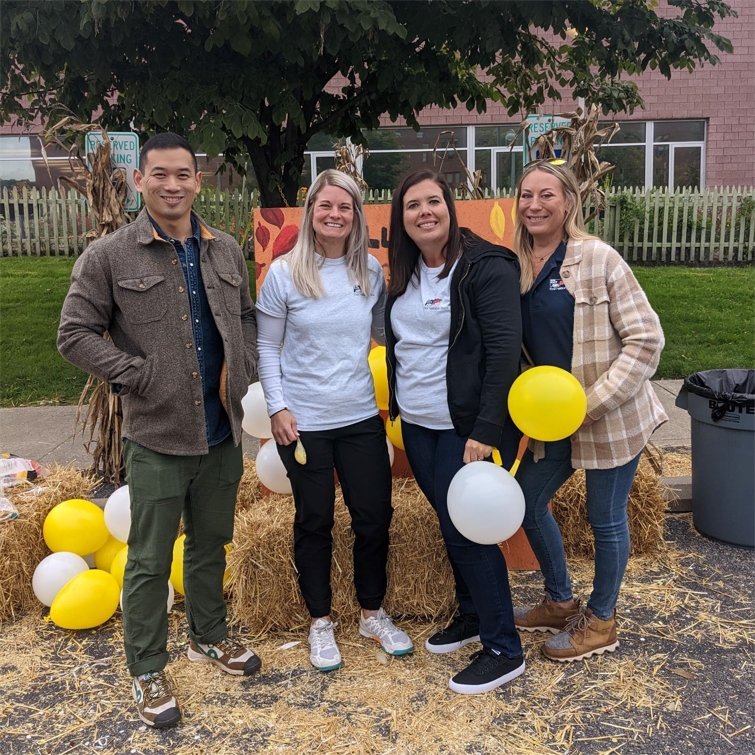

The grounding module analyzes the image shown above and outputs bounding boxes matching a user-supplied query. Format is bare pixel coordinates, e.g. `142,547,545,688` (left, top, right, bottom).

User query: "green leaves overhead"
1,0,735,206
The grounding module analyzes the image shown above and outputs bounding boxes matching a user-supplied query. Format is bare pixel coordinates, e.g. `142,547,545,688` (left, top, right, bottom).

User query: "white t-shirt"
256,255,386,431
390,260,457,429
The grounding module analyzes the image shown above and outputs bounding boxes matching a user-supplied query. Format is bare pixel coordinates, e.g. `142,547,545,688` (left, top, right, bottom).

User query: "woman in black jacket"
385,170,524,694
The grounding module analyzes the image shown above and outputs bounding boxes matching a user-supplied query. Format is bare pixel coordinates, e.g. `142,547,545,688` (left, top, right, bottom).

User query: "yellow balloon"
109,545,129,589
170,535,231,595
170,535,186,595
508,366,587,441
368,346,389,411
43,499,109,556
49,569,120,629
385,416,404,451
94,535,126,573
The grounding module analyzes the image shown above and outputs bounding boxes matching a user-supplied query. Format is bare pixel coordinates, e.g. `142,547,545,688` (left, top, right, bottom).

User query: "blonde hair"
513,162,599,293
285,169,371,299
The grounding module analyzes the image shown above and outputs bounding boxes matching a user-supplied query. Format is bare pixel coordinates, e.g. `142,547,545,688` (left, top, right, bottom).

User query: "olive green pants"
122,436,242,677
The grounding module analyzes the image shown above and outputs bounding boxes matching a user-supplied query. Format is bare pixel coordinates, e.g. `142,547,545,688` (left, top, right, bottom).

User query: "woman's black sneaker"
424,613,480,654
448,648,525,694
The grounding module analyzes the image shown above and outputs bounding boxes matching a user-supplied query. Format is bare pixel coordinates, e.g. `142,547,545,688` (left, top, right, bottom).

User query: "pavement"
0,380,690,469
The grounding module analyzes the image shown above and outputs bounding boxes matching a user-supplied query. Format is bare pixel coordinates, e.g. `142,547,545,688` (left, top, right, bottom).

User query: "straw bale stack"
0,465,93,624
230,449,667,633
228,470,456,633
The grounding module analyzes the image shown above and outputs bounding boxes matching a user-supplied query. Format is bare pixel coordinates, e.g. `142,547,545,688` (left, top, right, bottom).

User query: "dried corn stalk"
432,130,484,199
334,141,369,191
41,109,129,483
519,104,619,222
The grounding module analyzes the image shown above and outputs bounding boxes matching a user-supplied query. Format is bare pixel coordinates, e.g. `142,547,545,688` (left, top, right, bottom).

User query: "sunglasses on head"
524,158,567,169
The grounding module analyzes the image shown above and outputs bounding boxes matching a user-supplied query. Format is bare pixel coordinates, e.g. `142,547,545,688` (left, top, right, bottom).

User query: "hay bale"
0,465,94,624
228,463,455,634
551,446,667,559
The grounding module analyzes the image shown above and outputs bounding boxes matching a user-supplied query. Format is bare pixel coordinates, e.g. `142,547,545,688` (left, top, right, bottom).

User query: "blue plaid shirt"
149,214,230,446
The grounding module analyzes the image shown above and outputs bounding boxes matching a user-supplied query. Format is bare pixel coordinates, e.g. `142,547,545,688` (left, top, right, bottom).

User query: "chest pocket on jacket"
116,276,167,324
574,288,613,342
217,272,242,315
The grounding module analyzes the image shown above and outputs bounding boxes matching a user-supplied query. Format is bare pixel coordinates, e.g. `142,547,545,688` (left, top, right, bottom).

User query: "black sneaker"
425,613,480,654
448,648,525,694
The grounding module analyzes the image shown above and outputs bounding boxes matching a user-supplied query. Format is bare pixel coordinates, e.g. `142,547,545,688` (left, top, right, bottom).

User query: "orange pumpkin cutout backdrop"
253,199,516,290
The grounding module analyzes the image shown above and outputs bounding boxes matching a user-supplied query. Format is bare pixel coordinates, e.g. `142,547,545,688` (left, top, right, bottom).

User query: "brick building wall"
377,0,754,188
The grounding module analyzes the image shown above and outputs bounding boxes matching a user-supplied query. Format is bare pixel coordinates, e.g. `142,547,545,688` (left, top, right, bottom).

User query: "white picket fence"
2,184,753,262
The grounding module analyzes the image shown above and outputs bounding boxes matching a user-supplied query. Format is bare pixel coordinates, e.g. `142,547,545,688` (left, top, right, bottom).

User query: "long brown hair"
513,161,598,293
387,170,463,297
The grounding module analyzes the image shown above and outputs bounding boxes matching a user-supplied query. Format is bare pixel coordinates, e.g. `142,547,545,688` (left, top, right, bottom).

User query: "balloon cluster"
447,366,587,545
33,487,184,629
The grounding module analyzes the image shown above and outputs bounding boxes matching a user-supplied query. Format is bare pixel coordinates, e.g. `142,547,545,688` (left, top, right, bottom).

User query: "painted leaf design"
261,208,285,229
272,225,299,258
490,202,505,240
255,224,270,251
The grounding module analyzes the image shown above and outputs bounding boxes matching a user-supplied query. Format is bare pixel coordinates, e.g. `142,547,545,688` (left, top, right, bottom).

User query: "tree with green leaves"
2,0,734,206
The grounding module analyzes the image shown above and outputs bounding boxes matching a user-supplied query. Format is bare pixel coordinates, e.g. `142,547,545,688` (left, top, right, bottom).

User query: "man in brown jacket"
58,132,259,728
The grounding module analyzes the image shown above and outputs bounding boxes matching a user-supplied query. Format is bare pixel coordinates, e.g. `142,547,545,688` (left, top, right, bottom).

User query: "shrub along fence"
2,184,753,263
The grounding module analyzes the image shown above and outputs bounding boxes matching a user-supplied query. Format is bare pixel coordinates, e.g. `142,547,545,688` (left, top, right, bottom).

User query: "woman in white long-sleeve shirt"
255,170,413,672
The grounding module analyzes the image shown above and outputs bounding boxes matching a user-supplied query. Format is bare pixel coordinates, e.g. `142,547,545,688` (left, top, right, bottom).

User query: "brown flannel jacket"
545,237,668,469
57,209,257,456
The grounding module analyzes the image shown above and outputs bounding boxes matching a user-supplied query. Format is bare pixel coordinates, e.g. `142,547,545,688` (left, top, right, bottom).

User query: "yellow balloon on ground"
49,569,120,629
385,416,404,451
109,545,128,589
94,535,126,572
43,499,109,556
170,536,232,595
508,366,587,442
368,346,389,411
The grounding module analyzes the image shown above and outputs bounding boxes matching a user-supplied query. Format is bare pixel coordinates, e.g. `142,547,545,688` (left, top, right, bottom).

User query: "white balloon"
241,382,273,439
104,486,131,543
255,439,292,495
447,462,525,545
386,437,395,467
120,581,175,613
32,552,89,607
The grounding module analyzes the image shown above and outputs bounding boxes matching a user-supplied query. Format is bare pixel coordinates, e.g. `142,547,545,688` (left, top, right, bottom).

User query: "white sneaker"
359,608,414,656
308,618,342,671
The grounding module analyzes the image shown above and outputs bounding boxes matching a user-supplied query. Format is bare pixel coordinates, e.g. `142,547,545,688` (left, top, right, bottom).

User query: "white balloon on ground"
255,439,292,495
32,552,90,607
386,437,395,467
241,382,273,439
104,485,131,543
447,462,525,545
120,581,174,613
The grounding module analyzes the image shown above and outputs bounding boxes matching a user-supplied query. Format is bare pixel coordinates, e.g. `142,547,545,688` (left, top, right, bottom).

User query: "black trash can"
675,369,755,548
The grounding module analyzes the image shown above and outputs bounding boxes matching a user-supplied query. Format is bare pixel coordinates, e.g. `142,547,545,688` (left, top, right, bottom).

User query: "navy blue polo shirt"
521,240,574,372
149,214,230,446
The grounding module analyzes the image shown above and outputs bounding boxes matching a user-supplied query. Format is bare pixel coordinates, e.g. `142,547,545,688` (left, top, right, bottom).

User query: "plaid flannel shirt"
552,237,668,469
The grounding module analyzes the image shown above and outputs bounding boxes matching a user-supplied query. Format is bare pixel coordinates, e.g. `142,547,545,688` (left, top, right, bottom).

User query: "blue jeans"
401,421,522,658
516,438,642,620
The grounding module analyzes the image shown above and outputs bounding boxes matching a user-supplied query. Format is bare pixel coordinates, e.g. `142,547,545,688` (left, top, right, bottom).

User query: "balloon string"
509,435,529,478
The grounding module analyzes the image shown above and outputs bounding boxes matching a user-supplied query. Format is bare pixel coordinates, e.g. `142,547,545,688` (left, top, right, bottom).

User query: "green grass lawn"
0,258,752,406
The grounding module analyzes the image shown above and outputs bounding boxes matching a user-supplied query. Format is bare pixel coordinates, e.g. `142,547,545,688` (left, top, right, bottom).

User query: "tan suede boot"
542,608,619,662
514,596,581,634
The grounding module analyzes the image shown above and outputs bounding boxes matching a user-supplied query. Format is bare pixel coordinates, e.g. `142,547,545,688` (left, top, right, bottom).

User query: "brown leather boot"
542,609,619,662
514,596,581,634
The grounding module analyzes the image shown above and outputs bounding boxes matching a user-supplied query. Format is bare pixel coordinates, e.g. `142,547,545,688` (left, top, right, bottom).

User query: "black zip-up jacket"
385,232,522,451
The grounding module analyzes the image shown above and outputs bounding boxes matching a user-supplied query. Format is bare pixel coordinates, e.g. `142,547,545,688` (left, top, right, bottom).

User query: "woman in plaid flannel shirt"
510,160,668,663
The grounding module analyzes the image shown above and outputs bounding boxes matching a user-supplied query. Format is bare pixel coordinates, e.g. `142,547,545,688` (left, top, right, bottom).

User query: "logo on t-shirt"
424,297,446,309
549,278,566,291
353,284,365,296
